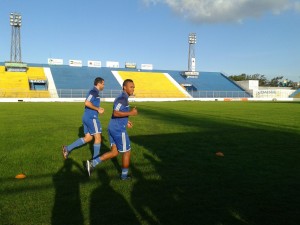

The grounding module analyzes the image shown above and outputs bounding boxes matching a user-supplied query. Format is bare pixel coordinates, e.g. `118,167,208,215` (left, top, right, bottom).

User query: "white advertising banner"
254,89,294,98
88,60,101,68
125,62,137,69
48,58,63,65
69,60,82,67
106,61,119,68
141,64,153,70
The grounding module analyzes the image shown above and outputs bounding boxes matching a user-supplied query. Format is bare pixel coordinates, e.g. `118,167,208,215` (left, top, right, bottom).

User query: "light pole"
188,33,196,72
10,12,22,63
181,33,199,78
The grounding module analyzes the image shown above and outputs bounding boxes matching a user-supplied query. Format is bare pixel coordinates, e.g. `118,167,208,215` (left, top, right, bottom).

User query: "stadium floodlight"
189,33,196,44
9,12,22,62
10,13,22,27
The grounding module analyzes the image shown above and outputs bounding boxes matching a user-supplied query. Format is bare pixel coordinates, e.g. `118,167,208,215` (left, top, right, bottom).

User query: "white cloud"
142,0,300,23
294,1,300,11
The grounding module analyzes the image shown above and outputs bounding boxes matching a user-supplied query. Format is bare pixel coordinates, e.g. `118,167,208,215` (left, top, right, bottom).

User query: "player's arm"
127,120,133,128
85,100,104,114
113,106,137,117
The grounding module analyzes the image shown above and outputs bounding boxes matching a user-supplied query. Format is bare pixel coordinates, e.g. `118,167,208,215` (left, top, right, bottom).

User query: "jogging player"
62,77,105,161
87,79,138,180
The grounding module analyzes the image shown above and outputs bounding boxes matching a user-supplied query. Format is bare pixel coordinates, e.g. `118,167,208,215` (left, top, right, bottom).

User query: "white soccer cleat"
86,160,94,176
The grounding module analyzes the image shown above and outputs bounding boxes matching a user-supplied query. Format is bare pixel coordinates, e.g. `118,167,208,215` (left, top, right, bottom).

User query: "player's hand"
127,121,133,128
98,107,104,114
130,106,138,116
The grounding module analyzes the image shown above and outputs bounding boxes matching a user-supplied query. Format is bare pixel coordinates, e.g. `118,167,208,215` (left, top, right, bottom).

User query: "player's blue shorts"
108,128,131,152
82,116,102,135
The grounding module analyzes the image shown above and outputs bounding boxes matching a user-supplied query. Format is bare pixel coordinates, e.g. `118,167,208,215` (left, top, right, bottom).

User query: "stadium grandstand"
0,64,50,98
0,62,254,99
1,62,300,100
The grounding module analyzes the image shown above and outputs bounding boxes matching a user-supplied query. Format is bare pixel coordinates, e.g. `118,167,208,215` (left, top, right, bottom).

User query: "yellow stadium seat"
0,66,50,98
117,71,189,98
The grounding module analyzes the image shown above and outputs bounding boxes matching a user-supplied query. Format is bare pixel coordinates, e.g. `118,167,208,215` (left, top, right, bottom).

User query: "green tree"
269,76,283,87
228,73,268,86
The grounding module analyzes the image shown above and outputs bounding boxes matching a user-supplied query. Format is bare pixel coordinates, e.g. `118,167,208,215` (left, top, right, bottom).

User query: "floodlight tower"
181,33,199,78
10,12,22,62
188,33,196,72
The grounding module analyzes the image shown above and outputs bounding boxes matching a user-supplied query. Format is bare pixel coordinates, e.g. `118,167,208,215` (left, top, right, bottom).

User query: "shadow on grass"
127,107,300,225
129,129,300,225
90,169,140,225
130,133,250,225
52,158,88,225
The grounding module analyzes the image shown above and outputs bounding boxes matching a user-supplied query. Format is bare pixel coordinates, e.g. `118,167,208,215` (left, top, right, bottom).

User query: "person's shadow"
90,169,140,225
52,158,88,225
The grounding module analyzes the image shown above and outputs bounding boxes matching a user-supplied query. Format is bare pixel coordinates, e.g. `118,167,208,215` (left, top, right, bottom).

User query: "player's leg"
92,130,118,167
101,128,121,160
117,131,131,180
62,123,91,159
87,143,118,176
121,150,131,180
67,123,92,150
83,133,93,143
92,133,102,160
122,150,131,168
88,118,102,162
100,144,119,161
86,118,103,175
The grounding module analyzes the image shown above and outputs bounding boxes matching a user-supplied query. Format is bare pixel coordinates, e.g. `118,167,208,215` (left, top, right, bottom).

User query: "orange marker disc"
15,173,26,179
216,152,224,157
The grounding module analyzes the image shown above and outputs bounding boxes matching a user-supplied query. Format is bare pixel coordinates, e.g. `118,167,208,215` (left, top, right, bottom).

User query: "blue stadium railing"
55,89,250,98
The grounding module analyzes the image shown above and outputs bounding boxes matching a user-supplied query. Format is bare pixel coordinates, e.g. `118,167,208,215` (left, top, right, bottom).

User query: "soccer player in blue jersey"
87,79,138,180
62,77,105,162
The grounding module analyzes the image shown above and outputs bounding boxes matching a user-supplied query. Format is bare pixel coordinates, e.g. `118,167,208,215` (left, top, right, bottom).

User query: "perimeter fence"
0,89,252,98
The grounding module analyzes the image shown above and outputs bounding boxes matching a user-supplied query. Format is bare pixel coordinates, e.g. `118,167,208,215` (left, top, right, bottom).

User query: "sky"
0,0,300,81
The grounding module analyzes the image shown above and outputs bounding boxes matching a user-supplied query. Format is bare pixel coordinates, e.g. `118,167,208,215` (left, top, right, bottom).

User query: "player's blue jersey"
83,87,100,118
108,91,129,131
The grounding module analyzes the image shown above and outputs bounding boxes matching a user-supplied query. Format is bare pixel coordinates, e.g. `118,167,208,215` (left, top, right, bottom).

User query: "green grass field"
0,101,299,225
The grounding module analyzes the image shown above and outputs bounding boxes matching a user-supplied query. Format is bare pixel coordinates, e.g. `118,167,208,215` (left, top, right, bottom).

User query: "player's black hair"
122,79,134,90
94,77,104,85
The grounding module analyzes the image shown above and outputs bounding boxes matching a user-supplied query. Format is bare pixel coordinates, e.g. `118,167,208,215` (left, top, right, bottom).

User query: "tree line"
228,74,299,89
